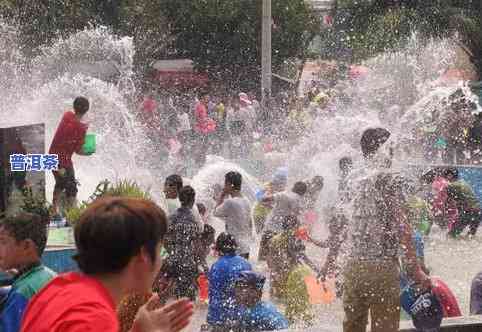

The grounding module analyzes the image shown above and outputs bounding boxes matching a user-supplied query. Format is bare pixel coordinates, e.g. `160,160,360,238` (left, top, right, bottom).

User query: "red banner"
155,71,209,88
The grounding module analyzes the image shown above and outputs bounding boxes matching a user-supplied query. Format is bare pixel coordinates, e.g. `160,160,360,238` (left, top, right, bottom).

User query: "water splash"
0,24,158,202
288,35,478,212
190,155,263,206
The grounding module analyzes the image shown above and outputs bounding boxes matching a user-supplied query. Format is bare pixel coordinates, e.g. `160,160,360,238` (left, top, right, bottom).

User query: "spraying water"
1,21,482,330
0,25,164,205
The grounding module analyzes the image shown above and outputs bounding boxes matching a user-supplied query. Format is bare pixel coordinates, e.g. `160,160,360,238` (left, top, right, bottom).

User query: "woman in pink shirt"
193,91,216,166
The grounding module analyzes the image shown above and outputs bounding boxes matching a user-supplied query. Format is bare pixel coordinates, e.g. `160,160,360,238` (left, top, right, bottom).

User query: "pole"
261,0,272,106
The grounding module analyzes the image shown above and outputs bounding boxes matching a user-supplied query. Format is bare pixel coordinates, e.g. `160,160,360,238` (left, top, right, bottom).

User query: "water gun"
197,273,209,303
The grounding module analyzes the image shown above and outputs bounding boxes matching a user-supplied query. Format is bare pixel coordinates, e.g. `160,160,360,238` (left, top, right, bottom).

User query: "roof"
306,0,335,11
152,59,194,72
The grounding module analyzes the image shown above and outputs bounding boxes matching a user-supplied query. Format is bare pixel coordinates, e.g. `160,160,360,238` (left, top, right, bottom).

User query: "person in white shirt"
258,181,308,260
163,174,203,232
238,92,256,135
263,181,308,233
214,171,253,259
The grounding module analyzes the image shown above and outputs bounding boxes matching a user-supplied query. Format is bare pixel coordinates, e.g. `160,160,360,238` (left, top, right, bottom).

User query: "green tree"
330,0,481,73
0,0,173,75
116,0,173,74
1,0,99,55
159,0,320,90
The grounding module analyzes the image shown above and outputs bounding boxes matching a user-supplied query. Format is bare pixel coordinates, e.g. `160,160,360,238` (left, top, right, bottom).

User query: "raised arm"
399,207,430,289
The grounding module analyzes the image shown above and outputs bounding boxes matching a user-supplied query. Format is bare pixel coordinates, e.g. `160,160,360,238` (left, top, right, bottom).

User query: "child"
213,172,253,260
163,174,203,231
49,96,93,214
207,233,252,331
444,168,481,237
234,271,289,331
195,222,216,305
164,186,201,301
253,167,288,235
267,216,319,325
0,213,56,332
196,202,209,224
196,219,216,274
259,181,308,262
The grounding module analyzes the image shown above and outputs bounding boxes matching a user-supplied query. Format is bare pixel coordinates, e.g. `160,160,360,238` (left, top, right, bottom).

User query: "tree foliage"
0,0,170,72
1,0,318,87
159,0,320,90
116,0,173,72
330,0,481,72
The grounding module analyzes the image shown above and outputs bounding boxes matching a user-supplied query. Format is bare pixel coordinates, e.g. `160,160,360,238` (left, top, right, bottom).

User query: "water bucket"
198,273,209,303
82,133,96,154
304,275,335,305
295,227,309,241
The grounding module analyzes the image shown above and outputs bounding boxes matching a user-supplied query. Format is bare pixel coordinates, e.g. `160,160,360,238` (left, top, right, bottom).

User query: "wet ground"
185,225,482,331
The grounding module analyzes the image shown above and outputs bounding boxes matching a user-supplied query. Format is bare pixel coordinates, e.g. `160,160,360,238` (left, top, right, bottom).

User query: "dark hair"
179,186,196,207
225,171,242,191
446,185,459,201
421,169,436,184
201,224,216,244
74,197,167,275
360,128,391,158
73,96,90,115
198,90,209,99
165,174,183,194
215,232,237,255
196,202,207,216
443,167,459,180
281,215,300,231
0,213,48,256
339,157,353,170
311,176,324,187
292,181,308,196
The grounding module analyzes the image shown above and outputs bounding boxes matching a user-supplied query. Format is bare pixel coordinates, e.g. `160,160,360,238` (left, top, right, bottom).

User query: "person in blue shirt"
234,271,289,331
207,232,252,331
0,213,56,332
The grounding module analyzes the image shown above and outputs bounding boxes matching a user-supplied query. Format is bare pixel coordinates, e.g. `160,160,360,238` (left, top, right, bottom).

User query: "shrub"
65,179,151,226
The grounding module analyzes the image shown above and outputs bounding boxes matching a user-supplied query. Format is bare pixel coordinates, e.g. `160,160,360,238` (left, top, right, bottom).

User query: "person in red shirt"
49,97,93,213
20,197,194,332
194,91,216,167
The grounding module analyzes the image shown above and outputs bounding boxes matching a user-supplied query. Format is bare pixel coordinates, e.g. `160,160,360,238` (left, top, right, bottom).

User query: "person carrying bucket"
49,97,94,215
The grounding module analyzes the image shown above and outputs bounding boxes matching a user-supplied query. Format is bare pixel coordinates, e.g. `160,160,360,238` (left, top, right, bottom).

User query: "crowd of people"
4,93,482,332
136,85,336,174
